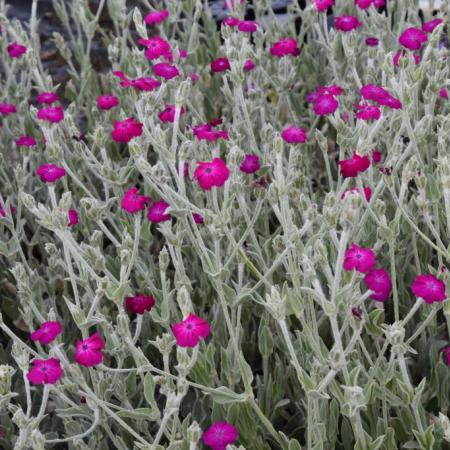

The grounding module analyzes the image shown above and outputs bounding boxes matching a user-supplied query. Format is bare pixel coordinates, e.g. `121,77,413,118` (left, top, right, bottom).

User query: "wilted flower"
147,200,171,223
193,213,204,224
37,106,64,123
172,313,210,347
0,103,17,116
411,274,447,304
125,294,156,314
338,152,370,178
334,16,362,32
203,422,238,450
281,126,308,143
343,243,376,273
240,154,260,174
111,118,143,143
441,347,450,366
365,37,379,46
121,187,151,213
270,38,300,57
393,50,420,67
159,104,186,123
36,164,66,183
75,334,105,367
16,136,37,147
7,42,27,58
314,0,334,12
0,201,14,218
97,95,119,110
144,10,169,25
37,92,59,105
27,358,63,385
399,27,428,50
194,158,230,190
211,57,231,73
422,18,443,33
30,322,62,345
68,209,78,227
342,186,372,201
153,63,179,80
364,269,392,301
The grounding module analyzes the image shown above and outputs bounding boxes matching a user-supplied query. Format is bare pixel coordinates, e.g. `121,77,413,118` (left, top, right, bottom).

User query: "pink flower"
441,347,450,366
203,422,238,450
112,118,143,143
36,164,66,183
338,152,370,178
0,103,17,116
153,63,179,80
37,106,64,123
355,0,373,9
172,313,210,347
334,16,362,32
27,358,63,385
422,18,443,33
113,71,161,92
365,37,379,46
411,274,447,304
121,187,151,214
68,209,78,227
7,42,27,58
223,17,240,27
97,95,119,110
355,103,381,121
317,85,344,97
125,294,156,314
440,87,448,100
37,92,59,105
313,95,339,115
16,136,37,147
364,268,392,301
193,123,228,142
373,0,385,6
270,38,300,57
240,154,260,174
194,158,230,190
144,10,169,25
75,333,105,367
343,243,376,273
360,84,402,109
342,186,372,201
159,104,186,123
0,201,14,218
399,27,428,50
243,59,255,72
147,200,171,223
193,213,204,224
30,321,62,345
211,57,231,73
372,149,382,164
139,36,171,60
281,126,308,143
314,0,334,11
238,21,258,33
393,50,420,67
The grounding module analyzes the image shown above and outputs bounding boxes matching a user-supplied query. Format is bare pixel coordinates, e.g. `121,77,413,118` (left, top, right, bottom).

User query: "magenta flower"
0,201,14,218
281,126,308,143
121,187,151,214
125,294,156,314
172,313,210,347
314,0,334,11
343,243,376,273
360,84,402,109
203,421,239,450
211,57,231,73
238,20,258,33
193,123,228,142
243,59,255,72
97,95,119,110
27,358,63,385
411,274,447,304
16,136,37,147
68,209,78,227
355,0,373,9
399,27,428,50
139,36,171,60
338,153,370,178
342,186,372,201
144,10,169,25
223,17,240,27
240,154,260,174
441,347,450,366
112,118,143,143
194,158,230,190
193,213,204,224
147,200,171,223
36,164,66,183
317,85,344,97
334,16,362,32
153,63,179,80
422,18,443,33
159,104,186,123
270,38,300,57
75,333,105,367
37,106,64,123
37,92,59,105
0,103,17,116
364,269,392,301
372,150,382,164
113,71,161,92
30,321,62,345
355,103,381,121
440,87,448,100
393,50,420,67
313,95,339,115
7,42,27,58
365,37,379,46
373,0,385,5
